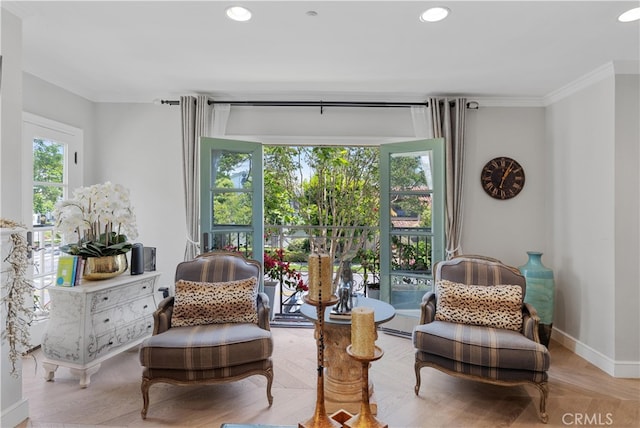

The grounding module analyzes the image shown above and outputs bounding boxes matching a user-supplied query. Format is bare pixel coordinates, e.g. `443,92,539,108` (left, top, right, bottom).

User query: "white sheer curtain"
411,98,467,259
181,97,230,260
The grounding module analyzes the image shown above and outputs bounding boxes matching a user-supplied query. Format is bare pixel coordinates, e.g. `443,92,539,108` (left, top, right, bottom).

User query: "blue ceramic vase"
519,251,554,347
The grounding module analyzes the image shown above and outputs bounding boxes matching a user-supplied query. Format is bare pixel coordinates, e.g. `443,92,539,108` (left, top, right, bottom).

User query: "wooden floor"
20,327,639,428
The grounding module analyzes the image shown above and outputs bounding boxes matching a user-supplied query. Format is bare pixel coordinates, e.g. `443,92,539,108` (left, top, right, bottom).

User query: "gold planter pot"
83,254,128,280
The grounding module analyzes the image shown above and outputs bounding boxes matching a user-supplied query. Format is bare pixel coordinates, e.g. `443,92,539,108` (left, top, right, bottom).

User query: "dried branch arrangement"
1,218,34,376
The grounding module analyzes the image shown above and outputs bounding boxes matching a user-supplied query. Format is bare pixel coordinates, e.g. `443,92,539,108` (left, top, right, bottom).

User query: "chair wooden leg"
534,381,549,423
414,362,422,395
265,368,274,406
141,377,151,419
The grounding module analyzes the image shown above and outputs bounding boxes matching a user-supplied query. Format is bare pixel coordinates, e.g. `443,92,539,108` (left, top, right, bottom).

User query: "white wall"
0,9,30,428
22,73,94,185
463,107,548,267
1,9,23,222
546,70,640,377
614,74,640,366
93,103,183,285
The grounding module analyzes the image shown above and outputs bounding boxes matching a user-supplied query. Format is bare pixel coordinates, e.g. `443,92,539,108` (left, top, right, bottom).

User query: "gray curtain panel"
427,97,467,259
180,95,210,261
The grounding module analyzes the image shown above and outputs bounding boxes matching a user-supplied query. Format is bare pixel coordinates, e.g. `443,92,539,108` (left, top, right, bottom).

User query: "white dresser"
42,271,161,387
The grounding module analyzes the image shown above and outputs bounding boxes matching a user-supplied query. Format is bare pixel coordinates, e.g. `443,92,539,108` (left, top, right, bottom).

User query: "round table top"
299,296,396,326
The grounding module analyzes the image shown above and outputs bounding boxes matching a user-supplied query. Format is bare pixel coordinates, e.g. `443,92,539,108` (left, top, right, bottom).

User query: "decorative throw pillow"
171,276,258,327
434,279,523,331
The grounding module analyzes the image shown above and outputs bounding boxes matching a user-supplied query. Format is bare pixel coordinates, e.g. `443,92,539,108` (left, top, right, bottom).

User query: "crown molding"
471,97,545,108
543,62,615,106
1,1,38,19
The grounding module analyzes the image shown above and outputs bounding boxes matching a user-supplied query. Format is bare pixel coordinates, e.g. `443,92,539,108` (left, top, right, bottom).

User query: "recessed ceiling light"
226,6,252,22
420,7,450,23
618,7,640,22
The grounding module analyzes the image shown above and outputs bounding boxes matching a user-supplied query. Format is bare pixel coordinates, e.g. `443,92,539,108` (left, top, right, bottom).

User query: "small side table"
300,297,395,414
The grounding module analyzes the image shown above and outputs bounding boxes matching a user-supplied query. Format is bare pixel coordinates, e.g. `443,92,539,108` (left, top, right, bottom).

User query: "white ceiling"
4,1,639,104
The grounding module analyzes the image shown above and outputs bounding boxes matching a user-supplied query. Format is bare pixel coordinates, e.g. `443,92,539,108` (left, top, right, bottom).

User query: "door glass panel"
200,138,263,262
390,233,432,273
390,150,433,190
381,139,444,316
211,151,253,189
390,193,432,229
390,275,433,309
32,139,64,225
388,149,435,306
212,192,253,226
31,138,67,319
208,231,253,255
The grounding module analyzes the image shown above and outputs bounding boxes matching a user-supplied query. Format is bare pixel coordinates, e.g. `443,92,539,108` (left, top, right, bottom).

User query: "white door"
22,113,82,346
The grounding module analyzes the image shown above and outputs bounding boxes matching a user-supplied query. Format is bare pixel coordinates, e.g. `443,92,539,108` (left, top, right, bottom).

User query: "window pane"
33,139,64,183
390,150,432,190
33,185,63,225
390,193,432,229
211,150,253,189
390,275,433,309
207,232,253,256
390,234,432,273
212,192,252,225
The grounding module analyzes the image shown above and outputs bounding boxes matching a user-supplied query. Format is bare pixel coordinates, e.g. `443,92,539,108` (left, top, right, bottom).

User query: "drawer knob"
103,297,109,301
103,318,110,323
142,285,147,290
108,341,114,345
143,305,148,309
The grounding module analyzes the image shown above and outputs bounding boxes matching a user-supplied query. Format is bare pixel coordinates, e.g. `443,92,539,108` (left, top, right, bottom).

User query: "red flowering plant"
264,248,308,293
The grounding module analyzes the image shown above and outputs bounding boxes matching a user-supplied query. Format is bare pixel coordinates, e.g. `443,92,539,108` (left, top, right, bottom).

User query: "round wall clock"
480,156,525,200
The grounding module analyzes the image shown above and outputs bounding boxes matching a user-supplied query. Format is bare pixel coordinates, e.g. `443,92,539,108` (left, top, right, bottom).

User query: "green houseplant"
54,182,138,278
54,182,138,257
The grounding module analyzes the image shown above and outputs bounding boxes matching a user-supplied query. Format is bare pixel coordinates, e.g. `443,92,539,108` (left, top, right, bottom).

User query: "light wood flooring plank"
19,327,640,428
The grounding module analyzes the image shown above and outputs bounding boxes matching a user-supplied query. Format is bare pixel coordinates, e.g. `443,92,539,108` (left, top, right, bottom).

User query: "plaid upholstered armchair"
413,255,550,423
139,251,273,419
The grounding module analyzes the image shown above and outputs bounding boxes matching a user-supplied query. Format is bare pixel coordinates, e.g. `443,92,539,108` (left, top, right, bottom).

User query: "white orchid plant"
54,182,138,257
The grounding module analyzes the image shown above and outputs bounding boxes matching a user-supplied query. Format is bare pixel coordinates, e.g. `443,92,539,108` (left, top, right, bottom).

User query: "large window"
22,113,82,341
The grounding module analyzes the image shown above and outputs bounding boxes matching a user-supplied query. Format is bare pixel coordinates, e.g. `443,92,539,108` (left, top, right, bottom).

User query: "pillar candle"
308,253,333,302
351,306,376,357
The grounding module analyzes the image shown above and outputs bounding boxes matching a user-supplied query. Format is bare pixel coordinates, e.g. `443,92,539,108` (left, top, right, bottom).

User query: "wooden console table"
300,297,395,414
41,271,161,387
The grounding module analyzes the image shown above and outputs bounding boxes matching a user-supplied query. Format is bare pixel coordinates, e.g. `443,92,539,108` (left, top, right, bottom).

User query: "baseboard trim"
551,328,640,378
0,397,29,428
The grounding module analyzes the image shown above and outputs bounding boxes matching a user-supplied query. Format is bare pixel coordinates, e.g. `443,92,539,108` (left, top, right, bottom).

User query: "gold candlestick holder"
343,345,388,428
299,294,341,428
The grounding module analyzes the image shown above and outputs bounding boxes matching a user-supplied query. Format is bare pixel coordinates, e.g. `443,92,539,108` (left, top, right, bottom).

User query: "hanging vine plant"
1,218,34,376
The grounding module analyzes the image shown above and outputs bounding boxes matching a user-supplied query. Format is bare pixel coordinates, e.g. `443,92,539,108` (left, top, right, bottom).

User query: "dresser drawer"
91,294,156,337
87,315,154,362
89,277,156,312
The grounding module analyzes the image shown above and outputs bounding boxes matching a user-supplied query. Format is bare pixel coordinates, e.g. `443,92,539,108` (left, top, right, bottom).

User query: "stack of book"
55,255,85,287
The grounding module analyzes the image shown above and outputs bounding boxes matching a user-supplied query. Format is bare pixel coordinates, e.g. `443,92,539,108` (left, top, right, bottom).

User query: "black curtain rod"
157,99,479,111
159,100,427,107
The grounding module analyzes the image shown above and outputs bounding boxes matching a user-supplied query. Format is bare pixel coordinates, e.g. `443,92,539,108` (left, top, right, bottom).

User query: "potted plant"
53,182,138,279
264,248,308,314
